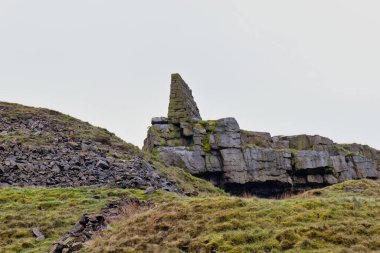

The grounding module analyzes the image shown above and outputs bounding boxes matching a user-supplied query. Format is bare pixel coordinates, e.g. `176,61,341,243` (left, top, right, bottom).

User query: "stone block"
293,150,331,172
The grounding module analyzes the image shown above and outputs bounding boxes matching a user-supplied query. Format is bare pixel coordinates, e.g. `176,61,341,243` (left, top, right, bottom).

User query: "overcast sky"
1,1,379,149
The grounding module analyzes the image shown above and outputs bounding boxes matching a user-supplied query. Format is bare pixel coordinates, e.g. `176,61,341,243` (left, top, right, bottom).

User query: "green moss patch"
202,135,211,153
199,120,217,132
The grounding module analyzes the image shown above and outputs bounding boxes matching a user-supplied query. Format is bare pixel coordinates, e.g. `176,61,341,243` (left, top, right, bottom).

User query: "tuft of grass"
88,180,380,253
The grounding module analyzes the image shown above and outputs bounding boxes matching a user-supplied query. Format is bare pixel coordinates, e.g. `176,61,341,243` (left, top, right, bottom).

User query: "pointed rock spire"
168,73,202,123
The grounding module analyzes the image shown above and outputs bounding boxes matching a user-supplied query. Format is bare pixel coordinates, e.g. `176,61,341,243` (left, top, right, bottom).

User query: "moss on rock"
202,135,211,153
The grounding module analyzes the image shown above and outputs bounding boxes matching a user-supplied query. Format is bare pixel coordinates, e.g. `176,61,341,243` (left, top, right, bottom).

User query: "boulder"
281,135,335,152
213,118,241,149
330,155,358,182
352,156,379,179
215,132,241,149
215,117,240,132
157,147,207,174
220,148,247,184
241,131,273,148
293,150,331,173
243,148,292,184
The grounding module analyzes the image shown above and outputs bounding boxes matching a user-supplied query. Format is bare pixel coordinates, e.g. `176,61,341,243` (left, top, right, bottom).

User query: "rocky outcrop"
144,74,380,197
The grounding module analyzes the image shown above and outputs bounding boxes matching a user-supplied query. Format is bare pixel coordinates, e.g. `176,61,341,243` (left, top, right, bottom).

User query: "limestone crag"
144,74,380,197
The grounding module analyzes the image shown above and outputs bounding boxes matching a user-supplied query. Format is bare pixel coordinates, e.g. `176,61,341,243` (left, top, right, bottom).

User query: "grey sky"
1,1,379,149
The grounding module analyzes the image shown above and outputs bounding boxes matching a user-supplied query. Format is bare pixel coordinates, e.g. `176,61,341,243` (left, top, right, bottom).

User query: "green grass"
0,163,224,253
0,187,180,253
87,180,380,253
1,181,379,253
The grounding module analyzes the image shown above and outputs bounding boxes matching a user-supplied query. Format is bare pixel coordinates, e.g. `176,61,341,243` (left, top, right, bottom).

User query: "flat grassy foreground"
88,180,380,253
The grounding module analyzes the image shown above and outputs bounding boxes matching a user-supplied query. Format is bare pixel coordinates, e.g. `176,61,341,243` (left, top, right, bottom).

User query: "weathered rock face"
144,74,380,197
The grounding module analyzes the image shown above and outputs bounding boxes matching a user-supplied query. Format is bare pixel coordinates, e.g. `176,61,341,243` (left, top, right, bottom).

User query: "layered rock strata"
144,74,380,197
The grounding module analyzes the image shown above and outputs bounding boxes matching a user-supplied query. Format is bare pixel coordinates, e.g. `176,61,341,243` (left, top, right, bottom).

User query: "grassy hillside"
1,102,380,253
88,180,380,253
